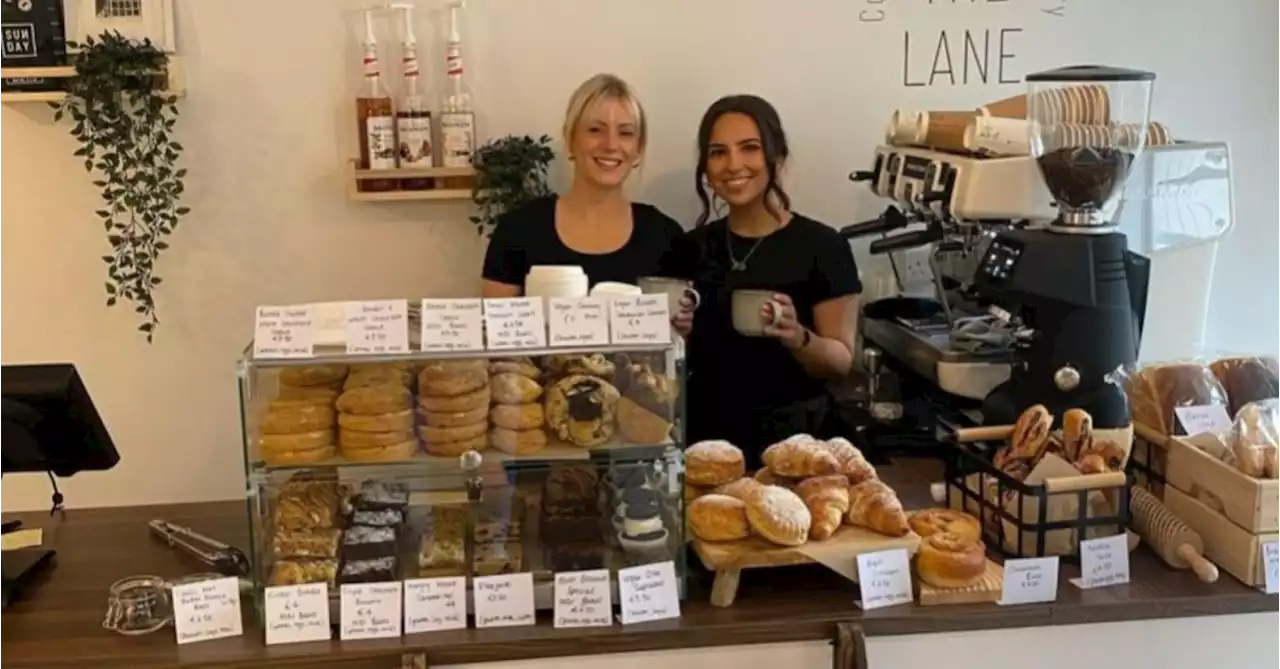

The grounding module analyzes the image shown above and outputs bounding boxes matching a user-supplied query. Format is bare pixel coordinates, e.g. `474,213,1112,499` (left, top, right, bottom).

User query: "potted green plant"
50,31,189,343
469,134,554,237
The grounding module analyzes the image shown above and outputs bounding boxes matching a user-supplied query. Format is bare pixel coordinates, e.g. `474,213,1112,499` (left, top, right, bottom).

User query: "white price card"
473,573,536,629
483,298,547,351
344,300,410,355
548,297,610,347
1174,405,1233,436
340,582,403,641
609,295,672,345
420,299,484,352
618,561,681,625
254,305,314,359
172,576,243,645
553,569,613,628
404,577,467,634
999,557,1060,605
854,549,912,610
1072,534,1130,589
1262,542,1279,594
264,583,331,645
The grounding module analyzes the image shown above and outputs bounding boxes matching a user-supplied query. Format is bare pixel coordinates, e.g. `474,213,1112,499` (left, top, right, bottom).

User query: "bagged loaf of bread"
1124,361,1227,436
1210,356,1279,417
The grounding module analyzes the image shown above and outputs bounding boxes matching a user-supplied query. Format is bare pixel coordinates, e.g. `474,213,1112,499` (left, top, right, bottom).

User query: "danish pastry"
489,427,548,455
490,403,544,430
423,432,488,457
745,485,811,547
279,364,348,388
336,386,412,416
340,439,417,463
795,475,851,540
490,373,543,405
489,358,541,380
422,405,488,427
419,368,488,398
544,375,620,447
419,386,490,413
908,508,981,543
338,428,413,449
846,480,910,537
338,409,414,433
686,440,746,487
915,532,987,589
260,429,333,453
762,435,840,478
418,421,488,444
688,494,750,542
261,405,335,435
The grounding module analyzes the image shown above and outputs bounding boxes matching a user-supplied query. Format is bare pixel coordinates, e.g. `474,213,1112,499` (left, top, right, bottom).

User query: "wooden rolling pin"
1130,486,1219,583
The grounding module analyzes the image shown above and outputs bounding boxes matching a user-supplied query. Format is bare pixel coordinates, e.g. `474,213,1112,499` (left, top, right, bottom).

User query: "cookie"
418,359,487,380
423,432,488,457
260,429,334,453
263,444,336,467
490,403,544,430
488,358,540,380
419,421,488,444
343,367,412,390
419,386,490,413
422,405,489,427
272,386,338,408
541,354,614,378
336,386,412,416
491,373,543,404
544,374,620,447
261,405,335,435
338,409,413,433
279,364,348,388
340,439,417,462
745,485,811,547
490,427,548,455
339,428,414,449
419,368,488,398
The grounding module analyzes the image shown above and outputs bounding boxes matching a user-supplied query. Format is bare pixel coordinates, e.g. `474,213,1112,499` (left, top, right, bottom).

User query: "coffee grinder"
973,65,1154,429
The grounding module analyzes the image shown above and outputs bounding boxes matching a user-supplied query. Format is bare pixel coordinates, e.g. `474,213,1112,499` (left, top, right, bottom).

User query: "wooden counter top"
3,463,1275,669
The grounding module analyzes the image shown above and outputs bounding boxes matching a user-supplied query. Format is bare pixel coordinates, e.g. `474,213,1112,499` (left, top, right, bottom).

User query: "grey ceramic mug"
731,289,783,336
637,276,701,314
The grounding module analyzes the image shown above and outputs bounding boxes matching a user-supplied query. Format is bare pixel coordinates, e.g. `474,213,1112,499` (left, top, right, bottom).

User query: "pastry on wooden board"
762,435,840,478
915,532,987,589
795,475,851,540
689,494,751,542
821,437,879,484
845,480,909,537
745,485,811,547
686,440,746,487
908,508,981,543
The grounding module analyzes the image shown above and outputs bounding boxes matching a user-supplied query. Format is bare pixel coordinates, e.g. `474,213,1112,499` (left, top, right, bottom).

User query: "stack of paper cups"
918,110,978,153
963,115,1031,156
884,109,925,146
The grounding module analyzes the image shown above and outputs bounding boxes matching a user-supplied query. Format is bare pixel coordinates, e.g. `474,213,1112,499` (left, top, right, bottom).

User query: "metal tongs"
148,520,250,577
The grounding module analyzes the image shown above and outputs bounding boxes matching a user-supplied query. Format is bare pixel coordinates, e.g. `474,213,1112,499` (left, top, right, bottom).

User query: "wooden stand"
347,160,476,202
917,559,1004,606
691,527,920,607
1,59,186,104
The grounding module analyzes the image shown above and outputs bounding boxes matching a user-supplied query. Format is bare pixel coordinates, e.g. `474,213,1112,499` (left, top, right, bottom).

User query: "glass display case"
238,343,686,613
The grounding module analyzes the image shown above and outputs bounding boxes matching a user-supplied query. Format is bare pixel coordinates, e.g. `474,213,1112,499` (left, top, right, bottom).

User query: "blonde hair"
562,73,647,153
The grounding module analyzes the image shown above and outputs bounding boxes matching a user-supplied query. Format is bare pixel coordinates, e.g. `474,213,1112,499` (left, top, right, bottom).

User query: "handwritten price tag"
609,295,671,345
264,583,331,645
340,582,403,641
404,577,466,634
254,305,314,359
548,297,610,347
483,298,547,351
172,577,243,645
1262,542,1279,594
618,561,680,625
1000,557,1060,605
554,569,612,628
473,573,535,629
855,549,912,610
1072,534,1130,589
420,299,484,352
1174,405,1232,436
344,300,409,355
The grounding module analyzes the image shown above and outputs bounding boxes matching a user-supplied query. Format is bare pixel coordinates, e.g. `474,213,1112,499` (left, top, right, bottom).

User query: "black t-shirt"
482,196,683,288
664,214,863,410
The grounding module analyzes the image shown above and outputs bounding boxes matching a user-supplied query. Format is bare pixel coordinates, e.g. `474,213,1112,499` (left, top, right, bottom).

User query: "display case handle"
833,622,868,669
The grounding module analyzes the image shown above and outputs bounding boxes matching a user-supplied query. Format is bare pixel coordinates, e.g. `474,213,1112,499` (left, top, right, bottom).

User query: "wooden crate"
1165,486,1277,587
1166,435,1279,533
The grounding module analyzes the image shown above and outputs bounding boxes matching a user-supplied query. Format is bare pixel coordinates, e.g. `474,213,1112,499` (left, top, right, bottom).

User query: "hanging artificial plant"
50,31,189,342
469,134,554,237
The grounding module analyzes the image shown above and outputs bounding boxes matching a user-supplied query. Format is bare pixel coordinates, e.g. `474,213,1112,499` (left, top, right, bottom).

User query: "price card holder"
421,299,485,352
404,576,467,634
264,583,331,645
1071,534,1130,589
340,582,403,641
553,569,613,628
1262,542,1279,594
609,296,671,345
618,561,680,625
1174,405,1233,436
253,305,314,359
999,557,1060,605
854,549,912,610
483,298,547,351
172,576,243,644
345,300,410,355
474,573,536,629
548,297,610,347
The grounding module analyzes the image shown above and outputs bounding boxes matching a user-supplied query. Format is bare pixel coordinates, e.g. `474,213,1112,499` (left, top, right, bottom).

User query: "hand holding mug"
672,296,695,337
761,293,806,349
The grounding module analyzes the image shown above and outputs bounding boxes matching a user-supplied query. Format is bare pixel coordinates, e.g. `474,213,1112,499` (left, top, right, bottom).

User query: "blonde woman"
481,74,682,296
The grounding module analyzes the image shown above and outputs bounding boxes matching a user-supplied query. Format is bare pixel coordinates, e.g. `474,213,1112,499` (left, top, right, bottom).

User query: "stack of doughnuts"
335,380,414,462
259,364,347,465
488,358,547,455
909,508,986,589
417,359,490,456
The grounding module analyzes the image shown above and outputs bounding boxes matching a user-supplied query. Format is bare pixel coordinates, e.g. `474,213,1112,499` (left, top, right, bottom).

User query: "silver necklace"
726,223,767,272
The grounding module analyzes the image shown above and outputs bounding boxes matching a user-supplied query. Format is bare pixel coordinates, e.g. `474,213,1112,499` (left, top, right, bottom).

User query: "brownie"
547,543,607,571
541,514,604,544
352,509,404,527
341,525,397,561
339,556,398,584
541,466,599,516
355,481,409,511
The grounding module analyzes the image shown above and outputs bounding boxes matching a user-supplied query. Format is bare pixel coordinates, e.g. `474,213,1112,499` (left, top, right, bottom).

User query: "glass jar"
102,575,172,636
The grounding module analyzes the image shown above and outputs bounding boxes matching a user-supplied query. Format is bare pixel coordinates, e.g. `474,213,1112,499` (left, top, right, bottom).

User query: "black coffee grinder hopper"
972,65,1155,429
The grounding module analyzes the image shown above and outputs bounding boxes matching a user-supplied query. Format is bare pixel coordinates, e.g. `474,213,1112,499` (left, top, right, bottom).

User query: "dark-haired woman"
664,95,863,469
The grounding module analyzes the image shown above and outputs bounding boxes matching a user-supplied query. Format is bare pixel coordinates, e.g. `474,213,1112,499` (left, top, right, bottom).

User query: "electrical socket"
893,247,934,292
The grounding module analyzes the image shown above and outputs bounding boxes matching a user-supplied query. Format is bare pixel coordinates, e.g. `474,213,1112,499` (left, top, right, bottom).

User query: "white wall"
3,0,1276,510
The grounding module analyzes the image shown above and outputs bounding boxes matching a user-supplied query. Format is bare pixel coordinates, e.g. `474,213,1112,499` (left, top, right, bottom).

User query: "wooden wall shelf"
346,159,476,203
0,57,186,104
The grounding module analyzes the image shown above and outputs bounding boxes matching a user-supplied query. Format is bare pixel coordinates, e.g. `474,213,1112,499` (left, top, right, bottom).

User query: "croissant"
821,437,879,484
795,475,851,540
762,435,840,478
1061,408,1094,463
845,480,909,537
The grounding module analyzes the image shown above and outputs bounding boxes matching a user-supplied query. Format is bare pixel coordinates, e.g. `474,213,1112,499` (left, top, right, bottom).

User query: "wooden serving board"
917,559,1003,606
692,526,921,607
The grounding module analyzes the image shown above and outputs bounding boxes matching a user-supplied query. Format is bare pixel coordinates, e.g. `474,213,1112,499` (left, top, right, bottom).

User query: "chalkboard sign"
2,0,67,93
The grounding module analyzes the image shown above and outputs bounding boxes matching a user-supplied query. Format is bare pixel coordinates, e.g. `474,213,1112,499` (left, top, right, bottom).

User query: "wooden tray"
917,559,1003,606
692,525,920,607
